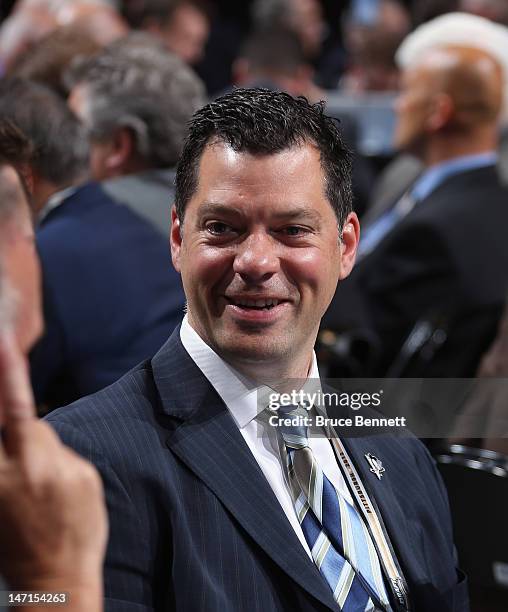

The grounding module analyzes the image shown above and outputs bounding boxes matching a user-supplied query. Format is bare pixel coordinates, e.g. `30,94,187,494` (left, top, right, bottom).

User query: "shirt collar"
411,151,498,203
37,185,79,225
179,314,320,429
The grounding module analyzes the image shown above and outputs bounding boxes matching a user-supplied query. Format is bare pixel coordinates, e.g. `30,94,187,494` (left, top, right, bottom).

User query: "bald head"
415,45,503,126
394,45,503,158
56,3,128,46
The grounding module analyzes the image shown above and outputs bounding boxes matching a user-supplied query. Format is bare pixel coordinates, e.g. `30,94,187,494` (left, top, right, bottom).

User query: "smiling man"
47,89,467,612
171,129,356,381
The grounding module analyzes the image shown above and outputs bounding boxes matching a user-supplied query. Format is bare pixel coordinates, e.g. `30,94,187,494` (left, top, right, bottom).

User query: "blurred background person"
0,78,187,411
66,32,206,236
322,40,508,379
9,24,104,98
121,0,211,66
340,0,411,94
0,0,55,74
0,0,127,76
449,297,508,455
363,12,508,229
54,1,128,46
250,0,346,90
232,26,323,103
6,0,128,98
0,119,107,612
459,0,508,24
230,25,375,217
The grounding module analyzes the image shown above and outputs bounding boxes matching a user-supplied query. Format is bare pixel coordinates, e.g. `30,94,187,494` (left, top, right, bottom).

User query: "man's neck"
422,129,498,167
103,157,152,180
225,351,313,386
186,316,314,384
32,174,87,216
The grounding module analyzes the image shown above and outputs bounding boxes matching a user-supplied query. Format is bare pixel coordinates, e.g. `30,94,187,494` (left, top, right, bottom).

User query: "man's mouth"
229,298,280,311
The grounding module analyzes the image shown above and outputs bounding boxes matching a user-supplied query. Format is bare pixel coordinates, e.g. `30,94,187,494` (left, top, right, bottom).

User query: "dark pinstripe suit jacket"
47,329,469,612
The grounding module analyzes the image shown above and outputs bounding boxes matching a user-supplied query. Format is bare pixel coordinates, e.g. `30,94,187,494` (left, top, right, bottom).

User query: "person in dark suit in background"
48,88,467,612
67,32,206,238
0,78,186,410
322,43,508,377
361,12,508,231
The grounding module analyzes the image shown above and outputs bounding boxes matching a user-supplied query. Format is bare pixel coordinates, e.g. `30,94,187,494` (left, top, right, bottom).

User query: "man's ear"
170,205,182,272
338,212,360,280
427,93,454,132
104,127,134,173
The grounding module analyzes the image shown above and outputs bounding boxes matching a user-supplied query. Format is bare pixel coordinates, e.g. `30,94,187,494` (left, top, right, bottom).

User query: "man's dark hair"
0,78,88,187
175,88,352,226
122,0,211,29
241,27,307,76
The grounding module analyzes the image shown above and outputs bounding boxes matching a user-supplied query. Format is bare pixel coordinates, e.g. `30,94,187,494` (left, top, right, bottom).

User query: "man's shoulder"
37,181,163,243
418,165,508,218
36,183,116,254
45,360,160,437
38,183,111,226
35,181,182,284
364,165,508,264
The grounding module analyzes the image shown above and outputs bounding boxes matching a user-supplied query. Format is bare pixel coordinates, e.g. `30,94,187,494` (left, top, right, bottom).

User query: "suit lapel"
341,436,430,583
151,331,339,612
341,435,457,611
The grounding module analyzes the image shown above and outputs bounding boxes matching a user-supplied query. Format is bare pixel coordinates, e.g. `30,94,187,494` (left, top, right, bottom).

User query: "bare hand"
0,329,107,610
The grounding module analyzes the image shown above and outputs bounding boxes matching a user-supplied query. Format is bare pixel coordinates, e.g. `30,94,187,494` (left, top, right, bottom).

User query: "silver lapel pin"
365,453,385,480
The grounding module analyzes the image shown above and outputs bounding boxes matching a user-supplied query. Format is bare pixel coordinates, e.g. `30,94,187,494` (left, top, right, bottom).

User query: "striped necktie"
278,405,391,611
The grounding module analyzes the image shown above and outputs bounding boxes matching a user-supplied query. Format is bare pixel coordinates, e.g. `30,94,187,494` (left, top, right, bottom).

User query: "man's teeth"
234,298,279,308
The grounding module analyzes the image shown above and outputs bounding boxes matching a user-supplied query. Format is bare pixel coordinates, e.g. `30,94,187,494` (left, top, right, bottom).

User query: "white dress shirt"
180,315,354,559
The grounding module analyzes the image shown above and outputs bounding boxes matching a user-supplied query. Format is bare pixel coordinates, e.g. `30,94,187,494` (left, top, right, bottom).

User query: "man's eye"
206,222,233,235
280,226,308,237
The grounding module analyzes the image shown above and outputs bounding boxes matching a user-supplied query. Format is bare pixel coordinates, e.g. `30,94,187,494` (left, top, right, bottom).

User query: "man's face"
291,0,324,57
163,4,209,65
393,63,433,153
0,167,43,354
171,141,358,375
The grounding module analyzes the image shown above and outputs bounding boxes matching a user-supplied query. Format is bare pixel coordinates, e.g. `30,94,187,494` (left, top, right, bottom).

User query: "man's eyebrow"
270,207,322,224
197,202,241,217
196,203,323,224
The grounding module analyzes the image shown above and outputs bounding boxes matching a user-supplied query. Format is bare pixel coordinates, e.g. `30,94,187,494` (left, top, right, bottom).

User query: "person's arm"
0,329,107,612
358,220,457,373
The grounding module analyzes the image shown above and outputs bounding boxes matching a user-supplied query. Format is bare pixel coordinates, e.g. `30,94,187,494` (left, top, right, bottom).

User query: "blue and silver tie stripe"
280,406,390,611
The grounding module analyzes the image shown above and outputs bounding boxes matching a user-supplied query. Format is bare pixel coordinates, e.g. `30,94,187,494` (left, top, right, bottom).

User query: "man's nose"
233,232,279,282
